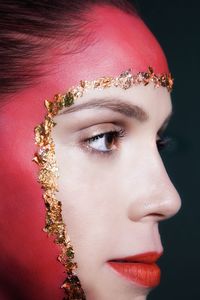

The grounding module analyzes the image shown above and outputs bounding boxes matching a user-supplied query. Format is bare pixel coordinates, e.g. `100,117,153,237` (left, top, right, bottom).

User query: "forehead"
89,5,169,73
48,5,169,94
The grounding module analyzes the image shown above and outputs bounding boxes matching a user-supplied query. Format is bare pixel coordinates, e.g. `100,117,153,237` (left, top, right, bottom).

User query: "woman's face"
1,5,181,300
50,6,181,299
52,83,181,300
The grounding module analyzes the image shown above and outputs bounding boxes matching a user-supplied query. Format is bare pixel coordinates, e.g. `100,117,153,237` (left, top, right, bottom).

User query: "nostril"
144,213,167,222
150,213,165,217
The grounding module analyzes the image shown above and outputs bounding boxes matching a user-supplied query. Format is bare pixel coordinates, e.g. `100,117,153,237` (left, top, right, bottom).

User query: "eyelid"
85,128,125,142
157,135,173,151
79,123,123,141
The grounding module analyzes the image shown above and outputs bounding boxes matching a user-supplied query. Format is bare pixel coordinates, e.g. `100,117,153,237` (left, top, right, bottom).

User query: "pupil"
106,133,115,149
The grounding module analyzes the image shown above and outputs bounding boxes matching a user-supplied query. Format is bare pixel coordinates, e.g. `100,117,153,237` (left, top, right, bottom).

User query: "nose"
127,153,182,223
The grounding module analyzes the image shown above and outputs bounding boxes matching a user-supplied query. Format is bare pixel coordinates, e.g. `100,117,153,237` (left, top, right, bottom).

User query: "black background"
131,1,200,299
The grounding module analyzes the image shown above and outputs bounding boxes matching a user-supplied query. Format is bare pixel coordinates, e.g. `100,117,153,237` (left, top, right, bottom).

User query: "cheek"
54,141,147,238
55,140,143,247
55,146,120,259
55,145,131,296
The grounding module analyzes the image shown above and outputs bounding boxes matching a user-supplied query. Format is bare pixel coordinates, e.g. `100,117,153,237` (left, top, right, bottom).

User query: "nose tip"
127,173,182,223
146,187,182,221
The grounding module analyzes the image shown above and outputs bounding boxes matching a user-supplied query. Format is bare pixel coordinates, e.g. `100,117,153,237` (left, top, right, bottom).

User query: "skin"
0,5,181,300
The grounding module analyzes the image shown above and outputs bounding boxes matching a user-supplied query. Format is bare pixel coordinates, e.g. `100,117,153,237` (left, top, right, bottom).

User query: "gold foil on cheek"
33,67,173,300
34,119,85,299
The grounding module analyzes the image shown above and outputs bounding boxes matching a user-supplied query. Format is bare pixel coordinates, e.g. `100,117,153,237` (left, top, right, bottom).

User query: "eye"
157,136,172,151
84,128,126,154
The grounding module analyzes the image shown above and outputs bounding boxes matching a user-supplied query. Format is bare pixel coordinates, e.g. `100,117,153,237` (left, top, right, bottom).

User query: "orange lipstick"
107,252,162,287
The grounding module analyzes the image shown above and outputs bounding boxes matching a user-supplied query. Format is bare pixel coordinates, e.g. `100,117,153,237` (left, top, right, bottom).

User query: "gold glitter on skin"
33,67,173,300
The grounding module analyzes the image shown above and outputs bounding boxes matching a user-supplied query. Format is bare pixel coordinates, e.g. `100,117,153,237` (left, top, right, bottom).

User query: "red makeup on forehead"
48,5,169,92
89,5,169,73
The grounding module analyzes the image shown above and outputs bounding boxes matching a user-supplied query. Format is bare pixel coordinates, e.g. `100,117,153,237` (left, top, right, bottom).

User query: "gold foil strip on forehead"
44,66,173,117
33,66,173,300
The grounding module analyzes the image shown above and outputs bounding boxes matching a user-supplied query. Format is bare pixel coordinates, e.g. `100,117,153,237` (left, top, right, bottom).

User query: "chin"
79,268,151,300
85,287,149,300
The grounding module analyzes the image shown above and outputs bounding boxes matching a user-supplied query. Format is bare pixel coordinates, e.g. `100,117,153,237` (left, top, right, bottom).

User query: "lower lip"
107,261,161,287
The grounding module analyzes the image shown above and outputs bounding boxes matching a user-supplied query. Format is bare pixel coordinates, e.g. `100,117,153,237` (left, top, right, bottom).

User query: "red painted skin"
107,252,163,287
0,6,169,300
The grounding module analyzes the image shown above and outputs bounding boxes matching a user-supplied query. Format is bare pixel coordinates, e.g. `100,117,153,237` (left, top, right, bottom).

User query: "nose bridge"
127,150,181,222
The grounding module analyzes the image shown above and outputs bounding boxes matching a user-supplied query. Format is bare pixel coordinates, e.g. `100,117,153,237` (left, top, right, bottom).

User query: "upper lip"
108,251,163,264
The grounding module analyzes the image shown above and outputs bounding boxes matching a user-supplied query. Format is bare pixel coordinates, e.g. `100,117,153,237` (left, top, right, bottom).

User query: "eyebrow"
58,97,172,131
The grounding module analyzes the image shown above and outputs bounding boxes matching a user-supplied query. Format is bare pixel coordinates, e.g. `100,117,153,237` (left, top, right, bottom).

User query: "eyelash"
84,128,126,156
83,128,172,156
157,136,172,151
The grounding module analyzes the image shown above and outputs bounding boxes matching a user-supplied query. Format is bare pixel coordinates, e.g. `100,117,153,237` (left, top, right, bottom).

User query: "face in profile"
48,6,181,300
51,84,180,300
1,4,181,300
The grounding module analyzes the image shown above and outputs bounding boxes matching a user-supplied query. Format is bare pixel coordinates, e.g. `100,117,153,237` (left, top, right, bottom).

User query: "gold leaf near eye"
63,92,74,107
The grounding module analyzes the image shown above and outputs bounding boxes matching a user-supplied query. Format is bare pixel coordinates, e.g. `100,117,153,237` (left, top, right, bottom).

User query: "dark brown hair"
0,0,137,96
